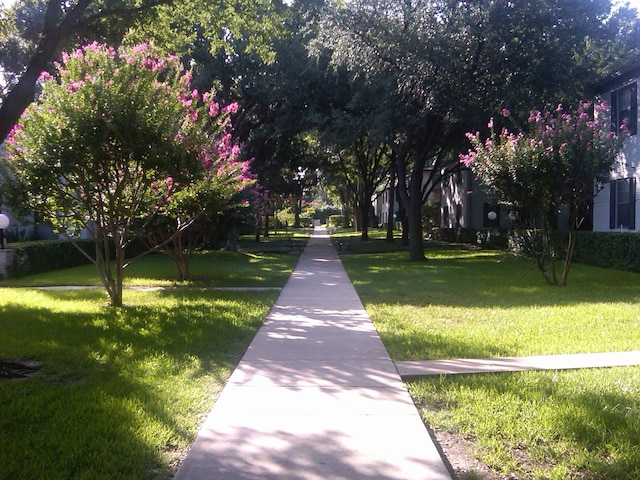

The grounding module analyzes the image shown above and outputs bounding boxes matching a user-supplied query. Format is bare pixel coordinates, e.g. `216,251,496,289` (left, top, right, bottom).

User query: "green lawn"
1,249,298,288
0,249,298,480
339,234,640,479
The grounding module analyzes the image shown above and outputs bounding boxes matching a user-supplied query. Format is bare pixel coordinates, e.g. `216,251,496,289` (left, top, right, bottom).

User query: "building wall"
593,79,640,233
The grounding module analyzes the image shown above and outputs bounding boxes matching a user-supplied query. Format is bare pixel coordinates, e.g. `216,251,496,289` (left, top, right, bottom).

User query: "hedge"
5,237,151,278
7,239,96,277
433,228,640,273
572,231,640,273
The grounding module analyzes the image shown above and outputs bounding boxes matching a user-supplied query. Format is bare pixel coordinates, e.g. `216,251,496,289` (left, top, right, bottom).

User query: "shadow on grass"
342,250,640,309
0,288,274,479
412,368,640,479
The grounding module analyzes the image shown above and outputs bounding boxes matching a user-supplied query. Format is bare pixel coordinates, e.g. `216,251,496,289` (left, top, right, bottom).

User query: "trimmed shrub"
572,231,640,273
8,239,95,277
434,228,640,273
328,215,344,228
431,227,508,250
5,237,155,278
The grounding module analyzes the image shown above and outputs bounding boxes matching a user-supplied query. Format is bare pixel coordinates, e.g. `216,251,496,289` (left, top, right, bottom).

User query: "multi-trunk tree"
462,103,625,285
3,42,247,306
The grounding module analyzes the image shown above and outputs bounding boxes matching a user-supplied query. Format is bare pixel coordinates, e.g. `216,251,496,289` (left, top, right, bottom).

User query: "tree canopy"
462,103,625,285
3,42,245,305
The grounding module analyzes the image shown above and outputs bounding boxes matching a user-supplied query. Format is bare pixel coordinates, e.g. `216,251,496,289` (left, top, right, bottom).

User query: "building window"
611,83,637,136
610,178,636,230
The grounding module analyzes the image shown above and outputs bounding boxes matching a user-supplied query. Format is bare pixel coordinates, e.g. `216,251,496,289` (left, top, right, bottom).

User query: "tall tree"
315,0,640,261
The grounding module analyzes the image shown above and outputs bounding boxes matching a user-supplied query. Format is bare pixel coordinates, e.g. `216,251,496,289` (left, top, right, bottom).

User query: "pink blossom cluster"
460,102,621,168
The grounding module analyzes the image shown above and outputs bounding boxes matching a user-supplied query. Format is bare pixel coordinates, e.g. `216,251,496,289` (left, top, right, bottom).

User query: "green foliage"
572,231,640,273
7,239,95,277
313,205,341,223
3,42,236,305
5,238,151,279
431,227,510,250
328,214,344,228
462,103,625,285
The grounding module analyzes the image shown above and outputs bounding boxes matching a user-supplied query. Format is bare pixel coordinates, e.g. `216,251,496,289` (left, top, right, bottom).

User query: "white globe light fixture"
0,213,10,249
487,211,497,221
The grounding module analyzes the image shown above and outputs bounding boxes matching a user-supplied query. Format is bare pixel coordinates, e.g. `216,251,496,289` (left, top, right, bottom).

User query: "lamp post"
0,213,9,249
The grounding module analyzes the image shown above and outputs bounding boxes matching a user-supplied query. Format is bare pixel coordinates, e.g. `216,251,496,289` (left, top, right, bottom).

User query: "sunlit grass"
0,245,297,479
410,368,640,479
339,242,640,479
1,249,298,288
342,249,640,360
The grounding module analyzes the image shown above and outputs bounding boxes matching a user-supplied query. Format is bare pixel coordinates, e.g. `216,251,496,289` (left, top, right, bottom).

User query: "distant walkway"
174,228,452,480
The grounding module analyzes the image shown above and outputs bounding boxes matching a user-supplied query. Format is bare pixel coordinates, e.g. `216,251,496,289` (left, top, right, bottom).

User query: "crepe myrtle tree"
143,129,257,281
461,103,624,286
3,42,242,306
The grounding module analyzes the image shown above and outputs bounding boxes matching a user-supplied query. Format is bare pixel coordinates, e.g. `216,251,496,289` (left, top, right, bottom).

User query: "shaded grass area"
342,248,640,360
1,249,299,288
410,368,640,479
338,235,640,479
0,287,278,480
0,245,298,479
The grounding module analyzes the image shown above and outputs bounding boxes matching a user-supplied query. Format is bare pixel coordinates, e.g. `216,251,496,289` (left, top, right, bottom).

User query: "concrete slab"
395,350,640,378
174,228,452,480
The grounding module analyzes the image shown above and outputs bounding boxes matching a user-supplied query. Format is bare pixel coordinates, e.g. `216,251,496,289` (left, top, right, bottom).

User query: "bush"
431,227,508,250
313,206,341,224
328,215,344,228
6,237,155,278
8,239,95,277
434,228,640,273
572,231,640,273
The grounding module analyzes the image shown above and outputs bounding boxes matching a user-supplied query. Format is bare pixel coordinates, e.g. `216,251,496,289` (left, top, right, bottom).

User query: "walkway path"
174,228,453,480
396,351,640,378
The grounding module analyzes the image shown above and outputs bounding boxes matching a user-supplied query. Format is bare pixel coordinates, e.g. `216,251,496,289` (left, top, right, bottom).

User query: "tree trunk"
293,197,302,228
359,192,370,241
407,186,425,261
386,159,397,243
0,0,92,143
396,148,427,261
263,214,270,237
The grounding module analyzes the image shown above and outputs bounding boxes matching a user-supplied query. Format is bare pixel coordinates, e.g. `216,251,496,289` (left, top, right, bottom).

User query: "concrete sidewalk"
174,228,452,480
396,351,640,378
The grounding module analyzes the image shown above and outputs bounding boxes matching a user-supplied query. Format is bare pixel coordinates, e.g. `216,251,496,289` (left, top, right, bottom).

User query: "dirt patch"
433,429,523,480
0,359,42,379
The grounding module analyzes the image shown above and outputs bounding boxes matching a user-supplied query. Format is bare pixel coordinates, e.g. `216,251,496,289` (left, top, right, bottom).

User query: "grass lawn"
0,248,298,480
1,248,299,288
338,231,640,479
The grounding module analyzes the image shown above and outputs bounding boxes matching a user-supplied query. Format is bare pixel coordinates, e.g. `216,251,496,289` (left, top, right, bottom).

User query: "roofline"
594,59,640,93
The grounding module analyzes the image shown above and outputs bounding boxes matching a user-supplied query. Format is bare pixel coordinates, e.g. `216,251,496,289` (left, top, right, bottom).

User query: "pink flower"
501,108,510,117
67,81,84,93
208,102,220,117
222,102,239,114
38,71,53,82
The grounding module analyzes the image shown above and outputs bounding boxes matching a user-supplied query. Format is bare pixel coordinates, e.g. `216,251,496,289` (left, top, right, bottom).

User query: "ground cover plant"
338,234,640,479
0,249,297,479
